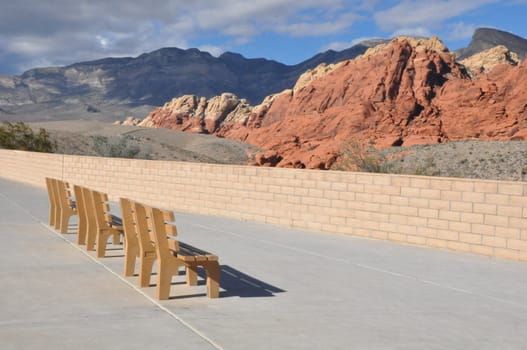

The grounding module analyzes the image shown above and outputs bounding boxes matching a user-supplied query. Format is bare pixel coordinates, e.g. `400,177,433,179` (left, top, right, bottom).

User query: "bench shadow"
204,265,286,298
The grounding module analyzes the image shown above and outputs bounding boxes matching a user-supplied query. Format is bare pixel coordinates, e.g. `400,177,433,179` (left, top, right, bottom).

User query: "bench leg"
77,217,86,245
49,203,56,227
186,266,198,286
156,263,174,300
124,245,138,277
96,231,110,258
86,227,96,251
204,261,220,298
59,212,70,234
139,256,156,288
112,232,121,245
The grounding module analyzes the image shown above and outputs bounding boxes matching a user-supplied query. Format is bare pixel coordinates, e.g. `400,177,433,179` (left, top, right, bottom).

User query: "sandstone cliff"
141,36,527,169
460,45,520,76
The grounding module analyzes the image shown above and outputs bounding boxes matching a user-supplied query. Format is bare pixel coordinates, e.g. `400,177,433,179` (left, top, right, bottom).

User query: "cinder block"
390,196,409,206
473,182,498,193
495,227,521,239
449,221,471,233
507,239,527,251
440,190,463,201
420,189,441,199
407,235,427,245
450,201,473,213
430,179,452,191
381,186,401,195
391,176,411,187
498,206,524,218
426,238,448,248
428,199,450,210
418,208,439,219
447,241,471,252
372,194,390,203
473,203,497,215
347,183,365,193
470,245,493,256
437,230,459,241
494,248,519,261
399,206,418,216
498,183,523,195
407,216,427,227
324,190,341,200
462,192,485,203
451,181,474,192
356,174,374,184
485,193,510,205
484,215,509,227
471,224,495,235
409,197,429,208
510,196,527,207
401,187,420,197
482,236,507,248
459,233,482,244
379,204,400,215
428,219,449,230
410,177,431,188
372,231,388,240
390,214,408,225
379,222,399,232
388,232,407,242
460,212,484,224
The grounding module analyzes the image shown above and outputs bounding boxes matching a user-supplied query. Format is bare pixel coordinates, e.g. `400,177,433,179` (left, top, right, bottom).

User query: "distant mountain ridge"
456,28,527,60
0,27,526,122
0,40,384,121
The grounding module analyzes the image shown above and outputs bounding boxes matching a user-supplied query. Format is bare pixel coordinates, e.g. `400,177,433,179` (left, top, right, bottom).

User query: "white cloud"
322,36,379,51
447,22,477,40
391,27,433,38
197,45,225,57
0,0,365,73
374,0,497,31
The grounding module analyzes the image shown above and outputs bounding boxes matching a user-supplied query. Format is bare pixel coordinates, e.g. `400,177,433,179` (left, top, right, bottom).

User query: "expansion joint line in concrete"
0,191,224,350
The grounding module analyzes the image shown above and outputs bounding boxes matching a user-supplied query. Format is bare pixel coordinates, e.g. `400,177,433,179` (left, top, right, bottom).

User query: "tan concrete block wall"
1,149,527,261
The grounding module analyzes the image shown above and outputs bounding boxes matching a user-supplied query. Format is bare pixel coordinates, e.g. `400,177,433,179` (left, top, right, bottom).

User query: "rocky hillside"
139,36,527,169
0,41,383,121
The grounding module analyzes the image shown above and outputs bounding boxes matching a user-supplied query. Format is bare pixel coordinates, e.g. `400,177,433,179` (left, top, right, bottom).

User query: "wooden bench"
132,201,220,300
72,185,88,245
120,198,179,287
45,178,77,233
83,188,123,258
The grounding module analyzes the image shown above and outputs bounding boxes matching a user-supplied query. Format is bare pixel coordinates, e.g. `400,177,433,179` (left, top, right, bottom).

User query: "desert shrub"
332,140,396,173
91,135,141,159
0,122,55,152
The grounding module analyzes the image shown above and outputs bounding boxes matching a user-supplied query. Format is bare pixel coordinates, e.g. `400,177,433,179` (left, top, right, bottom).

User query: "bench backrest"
119,197,139,249
90,189,112,231
55,179,75,211
45,177,57,226
73,185,88,244
131,201,157,257
146,205,171,261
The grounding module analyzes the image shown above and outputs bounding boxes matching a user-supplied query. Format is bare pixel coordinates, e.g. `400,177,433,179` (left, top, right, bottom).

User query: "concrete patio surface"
1,177,527,349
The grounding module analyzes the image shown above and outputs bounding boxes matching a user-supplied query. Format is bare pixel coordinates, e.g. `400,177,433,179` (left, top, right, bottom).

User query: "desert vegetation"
0,122,55,152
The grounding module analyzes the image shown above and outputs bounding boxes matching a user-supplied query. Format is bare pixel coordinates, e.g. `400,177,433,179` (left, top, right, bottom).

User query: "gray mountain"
456,28,527,60
0,40,385,121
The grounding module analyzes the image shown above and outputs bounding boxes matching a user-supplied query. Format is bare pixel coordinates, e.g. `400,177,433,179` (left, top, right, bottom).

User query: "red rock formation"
141,37,527,169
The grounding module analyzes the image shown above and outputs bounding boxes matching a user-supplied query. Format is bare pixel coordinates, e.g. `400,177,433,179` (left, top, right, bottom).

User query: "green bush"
0,122,55,152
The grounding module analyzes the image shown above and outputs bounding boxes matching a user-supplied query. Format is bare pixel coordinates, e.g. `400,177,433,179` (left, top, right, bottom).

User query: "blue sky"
0,0,526,74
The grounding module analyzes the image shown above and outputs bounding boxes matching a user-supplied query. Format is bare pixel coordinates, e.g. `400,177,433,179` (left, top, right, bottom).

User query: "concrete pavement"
1,177,527,349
